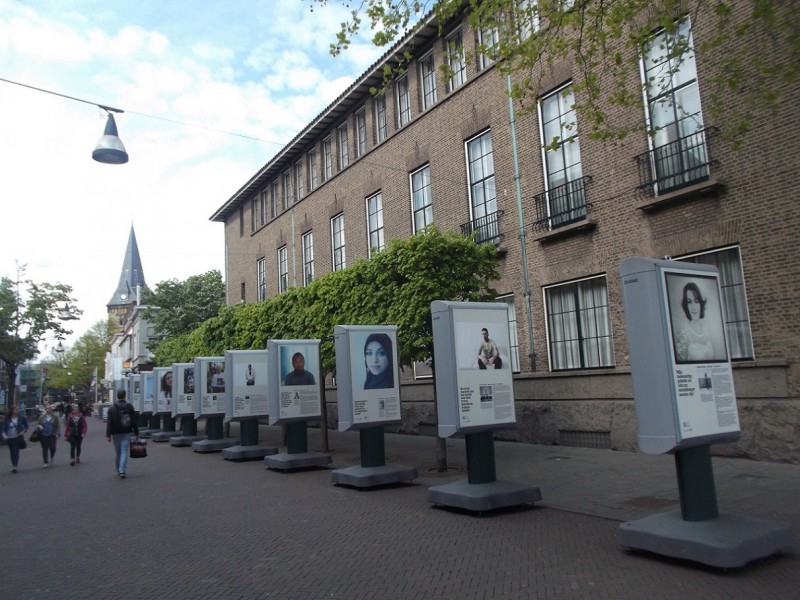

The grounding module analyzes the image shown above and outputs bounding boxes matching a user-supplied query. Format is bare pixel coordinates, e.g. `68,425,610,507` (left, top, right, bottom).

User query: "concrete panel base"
427,479,542,512
169,435,206,447
138,428,159,439
331,464,418,488
618,509,794,569
265,452,332,471
150,431,178,443
222,444,279,461
192,438,237,453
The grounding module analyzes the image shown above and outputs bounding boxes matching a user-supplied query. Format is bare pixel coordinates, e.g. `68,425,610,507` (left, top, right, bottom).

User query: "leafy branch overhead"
311,0,799,146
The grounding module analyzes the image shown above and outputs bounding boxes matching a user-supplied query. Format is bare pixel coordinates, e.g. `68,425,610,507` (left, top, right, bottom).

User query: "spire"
107,225,147,308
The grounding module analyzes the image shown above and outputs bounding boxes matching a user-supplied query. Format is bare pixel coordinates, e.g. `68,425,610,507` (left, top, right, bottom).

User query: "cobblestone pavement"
0,421,796,599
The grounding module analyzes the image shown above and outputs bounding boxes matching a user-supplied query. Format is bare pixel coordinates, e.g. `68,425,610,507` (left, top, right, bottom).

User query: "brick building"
211,4,799,463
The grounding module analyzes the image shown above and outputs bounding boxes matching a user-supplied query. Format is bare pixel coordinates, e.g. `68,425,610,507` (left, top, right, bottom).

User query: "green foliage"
153,228,499,374
310,0,799,147
0,266,77,404
42,318,114,394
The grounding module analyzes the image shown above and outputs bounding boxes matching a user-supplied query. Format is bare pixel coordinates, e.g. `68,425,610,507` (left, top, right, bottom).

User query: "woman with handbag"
64,403,87,466
36,402,61,468
2,404,29,473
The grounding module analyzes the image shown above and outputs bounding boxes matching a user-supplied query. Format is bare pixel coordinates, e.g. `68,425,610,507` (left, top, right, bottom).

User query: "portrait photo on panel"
359,332,395,390
206,361,226,393
281,346,317,386
666,273,728,364
453,313,510,371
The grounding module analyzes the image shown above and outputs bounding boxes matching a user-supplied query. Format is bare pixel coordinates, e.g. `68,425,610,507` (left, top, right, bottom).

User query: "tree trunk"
5,362,17,406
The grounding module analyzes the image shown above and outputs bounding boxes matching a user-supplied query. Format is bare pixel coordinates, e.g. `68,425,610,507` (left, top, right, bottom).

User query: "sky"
0,0,387,358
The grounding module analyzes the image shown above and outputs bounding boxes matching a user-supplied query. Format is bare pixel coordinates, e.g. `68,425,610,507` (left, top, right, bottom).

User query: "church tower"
107,225,147,325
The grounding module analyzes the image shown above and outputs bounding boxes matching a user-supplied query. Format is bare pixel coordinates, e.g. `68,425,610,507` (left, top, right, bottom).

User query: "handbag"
129,438,147,458
19,436,27,450
29,429,41,443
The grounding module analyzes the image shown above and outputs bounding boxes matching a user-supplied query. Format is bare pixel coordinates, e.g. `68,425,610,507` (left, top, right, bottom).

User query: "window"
302,231,314,286
239,206,244,237
411,165,433,233
294,160,304,201
516,0,539,40
642,17,706,193
396,75,411,127
478,26,500,70
331,213,346,271
260,189,269,225
355,109,367,158
271,181,279,218
545,275,614,370
676,246,753,360
366,192,385,256
539,83,585,227
337,123,349,169
277,246,289,293
420,52,437,110
240,282,246,302
374,94,388,143
498,294,521,373
322,137,333,181
466,130,499,243
257,257,267,301
250,196,260,233
282,170,293,210
307,149,318,191
446,28,466,92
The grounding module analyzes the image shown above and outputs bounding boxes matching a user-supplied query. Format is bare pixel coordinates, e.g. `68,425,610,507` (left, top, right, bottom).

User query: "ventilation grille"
559,430,611,449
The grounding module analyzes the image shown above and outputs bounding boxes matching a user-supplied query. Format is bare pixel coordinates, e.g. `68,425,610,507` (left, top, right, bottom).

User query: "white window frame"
302,231,314,286
419,51,437,110
355,108,368,158
544,275,614,371
396,74,411,127
410,165,433,233
465,130,498,242
374,94,388,143
294,160,304,201
337,123,349,169
277,246,289,293
331,213,346,272
322,136,333,181
256,257,267,301
478,26,500,70
498,293,521,373
366,192,385,257
307,149,318,191
516,0,540,41
446,27,467,92
271,180,279,218
250,196,260,233
282,170,293,210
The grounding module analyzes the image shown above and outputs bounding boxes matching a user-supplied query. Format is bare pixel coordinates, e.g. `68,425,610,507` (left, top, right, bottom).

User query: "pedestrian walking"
36,402,61,468
65,404,88,466
105,389,138,478
2,405,29,473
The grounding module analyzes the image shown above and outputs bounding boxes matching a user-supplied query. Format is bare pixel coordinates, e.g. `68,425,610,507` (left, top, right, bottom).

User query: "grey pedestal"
618,510,794,569
192,438,237,453
428,479,542,512
265,451,332,471
331,464,418,488
137,428,157,439
222,444,279,461
150,431,177,443
169,435,206,447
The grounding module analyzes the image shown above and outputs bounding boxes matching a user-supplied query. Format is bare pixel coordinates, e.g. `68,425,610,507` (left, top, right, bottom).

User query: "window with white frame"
498,294,521,373
366,192,385,256
282,170,293,210
466,130,499,243
277,246,289,293
446,27,466,92
260,189,269,225
337,123,349,169
641,17,706,193
420,52,437,110
322,137,333,181
355,109,367,158
271,181,279,218
302,231,314,286
516,0,539,40
478,25,500,70
396,75,411,127
307,149,318,191
539,83,585,227
294,160,304,201
545,275,614,371
257,257,267,301
374,94,388,143
331,213,346,271
410,165,433,233
251,197,260,233
676,246,753,360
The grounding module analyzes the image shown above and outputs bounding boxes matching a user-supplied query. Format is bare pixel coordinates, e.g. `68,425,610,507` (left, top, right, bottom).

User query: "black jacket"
106,399,139,436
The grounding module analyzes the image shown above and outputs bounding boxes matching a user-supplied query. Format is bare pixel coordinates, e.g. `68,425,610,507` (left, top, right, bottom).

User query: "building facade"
212,4,800,463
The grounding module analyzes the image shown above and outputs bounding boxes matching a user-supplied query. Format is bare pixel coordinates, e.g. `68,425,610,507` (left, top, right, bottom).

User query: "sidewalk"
0,420,796,599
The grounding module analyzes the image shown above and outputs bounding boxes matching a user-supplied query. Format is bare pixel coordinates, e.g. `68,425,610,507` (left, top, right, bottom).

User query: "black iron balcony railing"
460,210,504,245
534,175,593,231
636,126,717,195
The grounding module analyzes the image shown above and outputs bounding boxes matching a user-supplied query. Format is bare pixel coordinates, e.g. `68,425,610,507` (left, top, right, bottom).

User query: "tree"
45,319,115,400
141,270,226,355
0,266,78,406
313,0,799,147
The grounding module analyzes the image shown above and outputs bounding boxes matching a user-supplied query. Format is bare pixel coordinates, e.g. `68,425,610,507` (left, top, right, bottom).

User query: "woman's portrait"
668,276,727,363
363,333,394,390
161,371,173,399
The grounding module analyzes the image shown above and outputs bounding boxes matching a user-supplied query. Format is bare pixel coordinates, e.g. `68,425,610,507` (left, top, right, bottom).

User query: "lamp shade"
92,113,129,164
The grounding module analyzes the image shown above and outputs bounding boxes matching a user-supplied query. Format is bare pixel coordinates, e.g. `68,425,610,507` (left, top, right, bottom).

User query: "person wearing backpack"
105,389,139,478
36,402,61,468
65,404,88,466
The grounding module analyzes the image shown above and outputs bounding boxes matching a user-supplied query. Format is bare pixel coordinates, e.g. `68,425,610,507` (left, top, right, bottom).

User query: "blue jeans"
39,435,57,464
6,436,24,468
112,433,132,474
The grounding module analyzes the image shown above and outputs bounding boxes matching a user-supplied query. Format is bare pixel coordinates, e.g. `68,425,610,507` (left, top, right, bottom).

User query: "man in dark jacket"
106,389,139,478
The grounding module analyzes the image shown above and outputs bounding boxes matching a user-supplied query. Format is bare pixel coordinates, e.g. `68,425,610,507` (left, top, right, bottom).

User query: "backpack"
118,404,133,431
